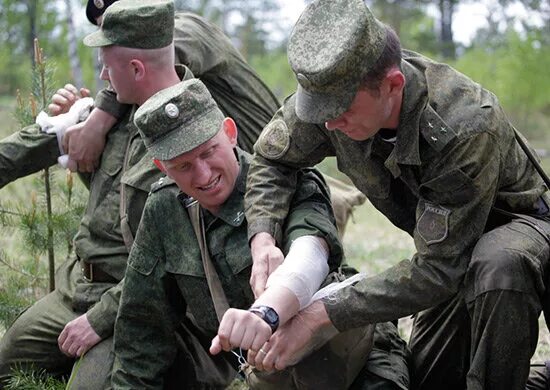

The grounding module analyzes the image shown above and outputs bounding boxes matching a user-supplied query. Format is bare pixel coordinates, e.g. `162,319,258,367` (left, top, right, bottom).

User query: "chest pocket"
166,223,253,333
419,168,475,204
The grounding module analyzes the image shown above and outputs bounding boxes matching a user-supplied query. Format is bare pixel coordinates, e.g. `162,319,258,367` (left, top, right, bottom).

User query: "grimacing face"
160,120,240,215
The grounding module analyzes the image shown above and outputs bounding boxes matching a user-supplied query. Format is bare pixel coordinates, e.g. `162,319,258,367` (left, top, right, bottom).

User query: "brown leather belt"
80,260,117,283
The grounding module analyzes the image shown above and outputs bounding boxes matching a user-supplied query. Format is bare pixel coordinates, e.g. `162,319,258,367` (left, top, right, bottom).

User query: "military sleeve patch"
417,203,451,245
256,119,290,160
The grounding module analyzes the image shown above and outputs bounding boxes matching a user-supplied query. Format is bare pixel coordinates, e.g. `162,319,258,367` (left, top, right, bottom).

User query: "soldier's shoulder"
150,176,178,194
419,105,457,153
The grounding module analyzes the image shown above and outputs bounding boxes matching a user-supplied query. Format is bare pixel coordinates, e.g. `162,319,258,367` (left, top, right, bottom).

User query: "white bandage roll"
266,235,329,309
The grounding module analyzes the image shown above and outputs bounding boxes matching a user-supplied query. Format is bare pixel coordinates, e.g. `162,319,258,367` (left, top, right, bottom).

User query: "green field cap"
83,0,174,49
134,79,225,161
288,0,387,123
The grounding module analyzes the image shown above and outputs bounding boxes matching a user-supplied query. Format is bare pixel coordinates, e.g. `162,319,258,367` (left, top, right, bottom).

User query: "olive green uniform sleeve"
0,124,59,189
112,196,178,389
245,94,335,244
94,88,131,120
85,283,123,338
282,168,343,269
324,131,501,329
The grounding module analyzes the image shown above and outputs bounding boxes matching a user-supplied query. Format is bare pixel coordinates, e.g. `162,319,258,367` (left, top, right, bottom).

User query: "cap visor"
295,84,354,124
83,30,113,47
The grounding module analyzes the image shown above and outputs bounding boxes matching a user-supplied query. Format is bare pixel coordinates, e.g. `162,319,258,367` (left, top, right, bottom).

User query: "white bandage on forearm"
266,235,329,309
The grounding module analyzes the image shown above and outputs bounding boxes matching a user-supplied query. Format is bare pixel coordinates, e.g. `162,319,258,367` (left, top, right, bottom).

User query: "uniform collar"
381,59,428,177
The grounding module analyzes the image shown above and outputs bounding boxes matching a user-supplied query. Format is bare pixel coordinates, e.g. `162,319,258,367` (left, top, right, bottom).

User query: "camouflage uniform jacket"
112,149,343,388
95,12,280,154
245,50,549,330
0,108,160,338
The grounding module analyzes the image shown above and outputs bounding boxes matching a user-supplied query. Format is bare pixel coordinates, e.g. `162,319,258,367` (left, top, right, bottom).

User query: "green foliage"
177,0,281,61
0,172,86,331
249,48,295,101
4,367,66,390
451,28,550,137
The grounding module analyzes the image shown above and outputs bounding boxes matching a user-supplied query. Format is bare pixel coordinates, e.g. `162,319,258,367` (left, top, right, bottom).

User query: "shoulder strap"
514,127,550,189
187,201,230,322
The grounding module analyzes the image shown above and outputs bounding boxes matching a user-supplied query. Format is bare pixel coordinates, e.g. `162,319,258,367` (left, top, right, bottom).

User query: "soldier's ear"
222,117,238,146
130,59,146,81
153,158,166,173
386,69,405,95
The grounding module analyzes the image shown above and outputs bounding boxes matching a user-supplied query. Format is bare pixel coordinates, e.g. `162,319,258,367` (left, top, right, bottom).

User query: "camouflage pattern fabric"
245,48,550,389
134,79,224,160
0,13,280,381
112,150,345,387
288,0,387,123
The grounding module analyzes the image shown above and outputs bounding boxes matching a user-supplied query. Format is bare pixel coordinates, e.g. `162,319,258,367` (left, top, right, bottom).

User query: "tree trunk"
27,0,37,69
64,0,84,87
439,0,456,59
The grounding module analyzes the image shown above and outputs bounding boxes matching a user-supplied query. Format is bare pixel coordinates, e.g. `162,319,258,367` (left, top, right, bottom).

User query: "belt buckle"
81,262,93,283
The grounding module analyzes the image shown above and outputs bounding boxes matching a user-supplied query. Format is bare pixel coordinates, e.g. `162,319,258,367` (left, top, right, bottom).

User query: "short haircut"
361,25,402,92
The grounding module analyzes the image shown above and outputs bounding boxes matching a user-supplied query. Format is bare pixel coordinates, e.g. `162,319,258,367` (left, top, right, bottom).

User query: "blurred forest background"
0,0,550,385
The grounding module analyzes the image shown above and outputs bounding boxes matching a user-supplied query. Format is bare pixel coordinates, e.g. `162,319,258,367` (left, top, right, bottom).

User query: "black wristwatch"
248,305,280,333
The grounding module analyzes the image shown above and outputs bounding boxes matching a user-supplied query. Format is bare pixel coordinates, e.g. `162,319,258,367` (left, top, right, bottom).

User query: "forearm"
83,107,117,138
0,125,59,189
323,252,467,330
263,236,329,316
86,281,122,339
245,154,299,244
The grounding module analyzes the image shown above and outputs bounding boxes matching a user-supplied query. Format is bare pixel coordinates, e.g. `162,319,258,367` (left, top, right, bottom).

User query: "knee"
466,227,547,300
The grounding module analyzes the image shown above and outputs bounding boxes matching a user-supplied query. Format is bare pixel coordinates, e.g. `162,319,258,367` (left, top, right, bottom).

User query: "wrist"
248,305,280,333
251,232,276,249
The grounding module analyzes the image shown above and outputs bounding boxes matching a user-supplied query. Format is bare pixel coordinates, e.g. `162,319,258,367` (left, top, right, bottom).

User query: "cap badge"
165,103,179,118
94,0,104,9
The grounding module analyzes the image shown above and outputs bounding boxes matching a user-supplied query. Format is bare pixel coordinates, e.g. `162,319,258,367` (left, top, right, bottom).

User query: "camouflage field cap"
288,0,387,123
86,0,118,25
134,79,225,161
83,0,174,49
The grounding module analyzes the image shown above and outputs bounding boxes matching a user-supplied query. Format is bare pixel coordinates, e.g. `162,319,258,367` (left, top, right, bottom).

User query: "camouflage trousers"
409,215,550,390
0,259,113,390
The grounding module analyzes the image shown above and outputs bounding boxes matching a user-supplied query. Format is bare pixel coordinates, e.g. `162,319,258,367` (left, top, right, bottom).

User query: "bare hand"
58,314,101,357
210,308,272,355
62,120,105,172
247,300,336,371
250,233,284,298
48,84,91,116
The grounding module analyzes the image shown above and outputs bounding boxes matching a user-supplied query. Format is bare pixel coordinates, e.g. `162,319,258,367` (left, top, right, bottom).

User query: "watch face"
265,309,278,323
